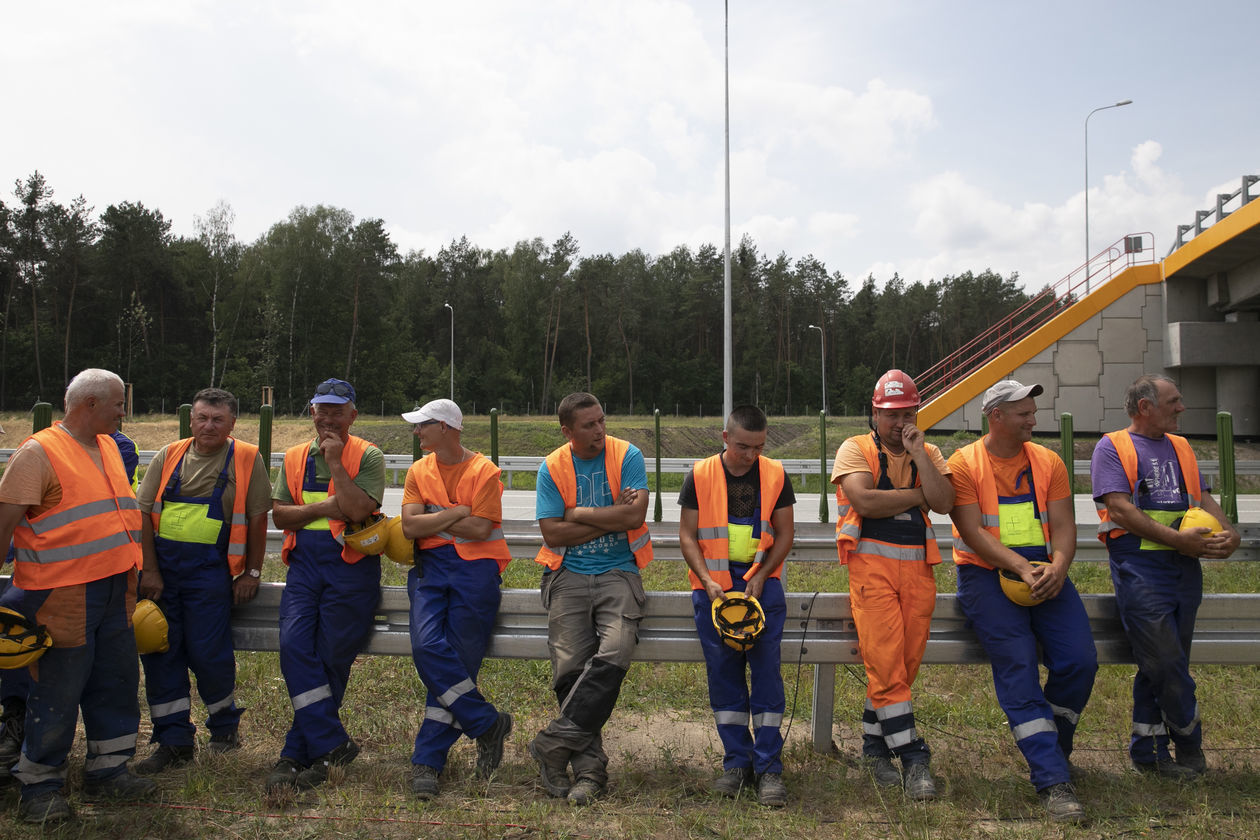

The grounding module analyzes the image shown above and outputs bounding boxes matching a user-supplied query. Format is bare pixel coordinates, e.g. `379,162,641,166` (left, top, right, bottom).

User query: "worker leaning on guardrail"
1091,374,1241,782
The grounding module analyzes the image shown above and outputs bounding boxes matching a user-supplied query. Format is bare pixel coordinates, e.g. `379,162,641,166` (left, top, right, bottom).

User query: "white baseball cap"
402,398,463,430
981,380,1044,414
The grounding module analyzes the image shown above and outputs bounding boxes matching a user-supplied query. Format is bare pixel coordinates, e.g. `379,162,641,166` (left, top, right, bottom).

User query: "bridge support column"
1217,365,1260,436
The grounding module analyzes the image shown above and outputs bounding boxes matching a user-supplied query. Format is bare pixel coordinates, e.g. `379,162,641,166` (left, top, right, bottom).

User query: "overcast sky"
4,1,1258,291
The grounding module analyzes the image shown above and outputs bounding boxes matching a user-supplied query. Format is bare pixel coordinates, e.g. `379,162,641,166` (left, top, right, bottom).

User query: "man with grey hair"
0,369,155,824
1091,374,1240,780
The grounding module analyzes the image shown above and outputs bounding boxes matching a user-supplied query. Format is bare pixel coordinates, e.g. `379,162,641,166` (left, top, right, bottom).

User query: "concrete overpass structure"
920,174,1260,437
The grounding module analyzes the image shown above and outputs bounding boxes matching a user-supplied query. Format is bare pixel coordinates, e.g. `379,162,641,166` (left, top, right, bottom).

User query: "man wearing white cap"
947,380,1096,823
397,399,513,800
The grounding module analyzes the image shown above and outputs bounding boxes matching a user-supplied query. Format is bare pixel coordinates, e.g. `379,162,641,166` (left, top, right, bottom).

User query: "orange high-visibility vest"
534,436,653,570
149,437,259,576
949,440,1059,569
690,453,786,591
12,424,142,589
834,433,942,566
409,453,512,573
1095,430,1201,544
280,436,378,565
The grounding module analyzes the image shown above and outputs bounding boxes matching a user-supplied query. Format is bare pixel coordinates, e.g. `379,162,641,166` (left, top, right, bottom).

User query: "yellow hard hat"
133,599,170,655
383,516,416,566
999,561,1051,607
1178,507,1222,535
711,592,766,652
343,512,391,555
0,606,53,669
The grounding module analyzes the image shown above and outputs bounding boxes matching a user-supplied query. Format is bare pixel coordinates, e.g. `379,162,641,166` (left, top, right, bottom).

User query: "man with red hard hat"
831,370,952,800
1091,374,1239,780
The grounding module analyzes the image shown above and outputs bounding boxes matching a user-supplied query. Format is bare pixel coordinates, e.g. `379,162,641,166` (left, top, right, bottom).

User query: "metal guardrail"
1168,174,1259,255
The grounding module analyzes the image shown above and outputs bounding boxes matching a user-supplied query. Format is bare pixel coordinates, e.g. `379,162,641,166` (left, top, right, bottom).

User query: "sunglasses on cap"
315,381,354,398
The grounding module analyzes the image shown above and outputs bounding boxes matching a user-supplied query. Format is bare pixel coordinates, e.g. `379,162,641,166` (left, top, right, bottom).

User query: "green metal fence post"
818,409,829,523
981,413,989,436
1217,410,1238,524
490,408,499,466
259,404,273,474
1059,412,1074,488
32,402,53,432
654,409,663,523
178,404,192,439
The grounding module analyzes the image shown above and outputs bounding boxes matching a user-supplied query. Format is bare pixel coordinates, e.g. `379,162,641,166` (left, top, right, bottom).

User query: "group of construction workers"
0,366,1242,825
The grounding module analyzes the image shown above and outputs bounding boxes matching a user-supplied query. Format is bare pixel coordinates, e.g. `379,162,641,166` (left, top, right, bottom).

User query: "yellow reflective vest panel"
690,453,786,591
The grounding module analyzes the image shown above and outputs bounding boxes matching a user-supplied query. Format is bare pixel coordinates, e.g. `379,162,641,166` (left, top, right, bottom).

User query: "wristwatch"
247,568,262,579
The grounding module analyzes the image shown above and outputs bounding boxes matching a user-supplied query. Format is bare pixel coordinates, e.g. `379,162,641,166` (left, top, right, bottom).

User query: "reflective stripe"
1096,520,1112,535
14,530,141,565
19,496,140,535
706,556,730,572
752,712,783,729
1011,718,1057,741
1132,721,1167,737
438,678,477,708
89,733,138,755
952,537,974,556
697,526,728,541
714,710,750,726
424,706,463,729
14,755,64,785
1167,712,1200,737
291,684,333,711
874,700,913,720
884,728,919,749
836,503,852,517
206,692,237,715
435,530,455,541
628,531,651,553
228,541,246,555
761,520,775,539
85,754,130,772
1049,704,1080,726
839,522,861,539
852,540,927,562
980,513,1001,528
862,721,883,736
150,697,192,719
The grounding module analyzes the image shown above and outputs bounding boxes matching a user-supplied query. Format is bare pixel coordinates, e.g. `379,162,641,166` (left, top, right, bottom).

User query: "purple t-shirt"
1090,432,1207,512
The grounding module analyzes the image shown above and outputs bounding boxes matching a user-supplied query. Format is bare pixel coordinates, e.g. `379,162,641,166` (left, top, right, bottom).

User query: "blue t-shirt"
536,442,648,575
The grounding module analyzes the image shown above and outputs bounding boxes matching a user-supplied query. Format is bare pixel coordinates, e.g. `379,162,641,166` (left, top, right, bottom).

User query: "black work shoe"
19,790,73,824
567,777,605,806
82,769,159,801
0,707,25,771
411,764,440,800
295,739,360,789
207,730,241,754
475,711,513,779
528,738,571,798
756,772,787,807
1039,782,1086,823
863,755,902,787
1176,745,1207,776
712,767,755,798
903,761,937,801
134,743,194,775
1132,758,1201,781
265,757,304,795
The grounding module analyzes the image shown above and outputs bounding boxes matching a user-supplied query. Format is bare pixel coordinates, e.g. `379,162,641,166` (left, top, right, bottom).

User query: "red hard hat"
872,370,921,409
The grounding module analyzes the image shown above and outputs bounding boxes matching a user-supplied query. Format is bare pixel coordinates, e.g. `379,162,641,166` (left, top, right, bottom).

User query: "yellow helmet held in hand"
711,592,766,652
1178,507,1222,535
0,606,53,669
343,512,391,555
134,599,170,655
999,561,1051,607
383,516,416,566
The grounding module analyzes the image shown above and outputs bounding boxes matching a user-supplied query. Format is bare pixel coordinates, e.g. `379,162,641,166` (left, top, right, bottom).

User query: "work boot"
265,757,304,795
18,790,73,824
712,766,755,798
1039,782,1086,823
296,739,360,789
410,764,440,800
903,761,937,801
1175,744,1207,777
208,730,241,754
1132,758,1200,782
862,755,901,788
81,769,159,802
567,776,605,806
0,705,25,771
756,772,787,808
528,737,571,798
475,711,513,778
134,743,194,775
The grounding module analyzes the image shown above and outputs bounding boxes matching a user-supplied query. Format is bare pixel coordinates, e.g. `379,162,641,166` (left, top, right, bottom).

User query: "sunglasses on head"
315,381,353,398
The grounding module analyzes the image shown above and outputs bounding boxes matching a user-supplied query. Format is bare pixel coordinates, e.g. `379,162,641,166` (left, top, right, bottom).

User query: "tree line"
1,170,1046,417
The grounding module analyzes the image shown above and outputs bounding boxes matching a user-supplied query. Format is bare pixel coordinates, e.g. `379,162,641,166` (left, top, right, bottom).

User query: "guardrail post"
981,413,989,436
1217,411,1238,523
32,402,53,432
1059,412,1074,488
259,403,273,472
811,664,837,753
490,408,499,466
178,404,192,439
654,409,663,523
818,410,829,523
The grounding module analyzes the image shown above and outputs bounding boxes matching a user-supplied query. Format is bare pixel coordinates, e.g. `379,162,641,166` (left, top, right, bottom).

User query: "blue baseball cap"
310,378,356,405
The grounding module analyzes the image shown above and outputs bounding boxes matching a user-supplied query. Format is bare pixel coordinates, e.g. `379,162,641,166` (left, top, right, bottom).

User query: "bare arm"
232,509,269,605
1099,491,1237,559
1028,496,1075,601
0,503,26,561
840,471,925,519
902,426,954,513
138,517,164,601
746,504,793,601
271,496,343,530
564,486,649,532
320,434,376,524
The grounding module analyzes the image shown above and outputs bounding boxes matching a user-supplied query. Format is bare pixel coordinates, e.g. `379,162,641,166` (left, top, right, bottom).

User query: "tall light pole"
1085,99,1133,292
808,324,825,415
443,302,454,400
722,0,733,420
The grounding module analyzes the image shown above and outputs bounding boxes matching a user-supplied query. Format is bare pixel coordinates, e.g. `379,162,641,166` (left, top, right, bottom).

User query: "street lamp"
808,324,826,415
443,302,454,400
1085,99,1133,292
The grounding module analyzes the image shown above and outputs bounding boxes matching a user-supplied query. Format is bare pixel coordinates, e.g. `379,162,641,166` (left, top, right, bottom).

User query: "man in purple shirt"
1090,374,1239,780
